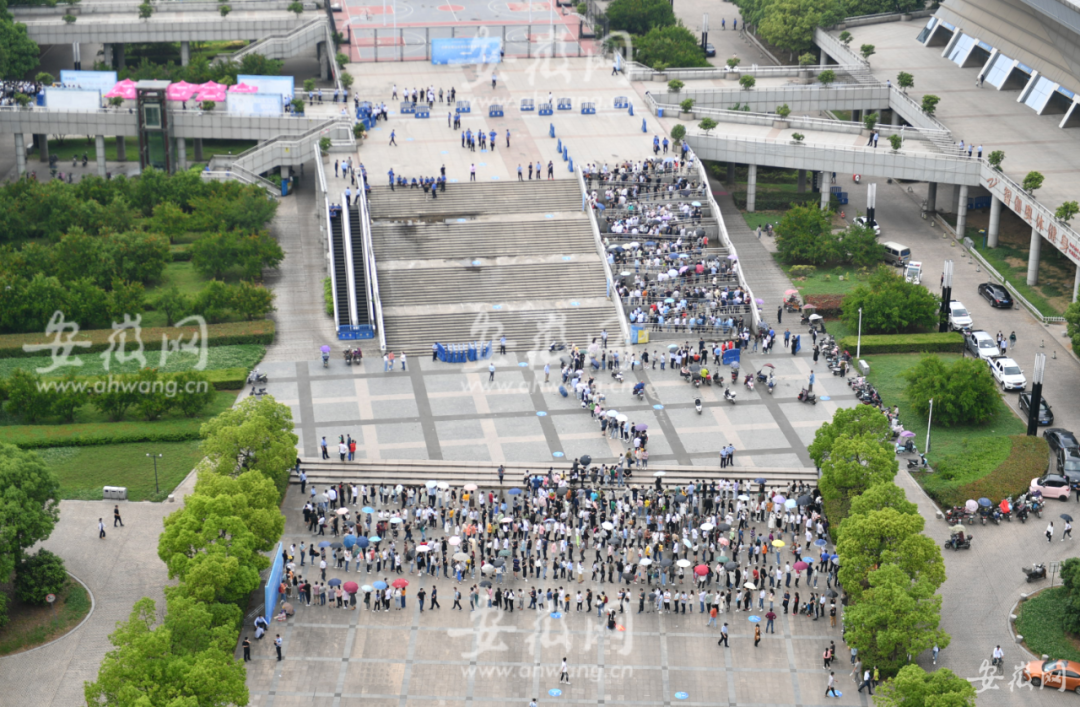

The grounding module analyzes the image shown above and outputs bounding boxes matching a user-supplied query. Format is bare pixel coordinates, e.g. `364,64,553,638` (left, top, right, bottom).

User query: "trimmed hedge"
40,366,246,392
804,294,846,318
931,435,1048,508
838,332,963,354
170,245,193,262
0,320,275,360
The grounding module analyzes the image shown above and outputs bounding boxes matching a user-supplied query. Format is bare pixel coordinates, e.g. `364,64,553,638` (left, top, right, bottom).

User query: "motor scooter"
944,532,972,550
694,397,702,414
723,387,737,404
767,374,775,395
1023,563,1047,582
797,388,816,404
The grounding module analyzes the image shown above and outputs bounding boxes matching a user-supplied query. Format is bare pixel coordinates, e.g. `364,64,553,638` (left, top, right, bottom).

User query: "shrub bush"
788,265,816,279
903,355,999,427
837,332,963,354
803,293,846,318
14,549,68,605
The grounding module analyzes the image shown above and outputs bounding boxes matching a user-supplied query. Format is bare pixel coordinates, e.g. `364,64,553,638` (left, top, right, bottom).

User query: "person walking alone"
1047,521,1055,543
560,658,571,684
826,672,839,698
113,505,124,527
98,518,106,539
718,622,729,647
275,634,283,661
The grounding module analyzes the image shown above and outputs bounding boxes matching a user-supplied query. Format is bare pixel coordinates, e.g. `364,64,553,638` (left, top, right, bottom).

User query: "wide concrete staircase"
294,458,817,490
367,180,623,355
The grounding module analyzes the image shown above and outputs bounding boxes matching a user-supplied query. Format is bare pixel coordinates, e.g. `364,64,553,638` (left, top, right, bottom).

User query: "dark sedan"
1020,392,1054,426
1044,428,1079,453
979,282,1013,308
704,43,716,57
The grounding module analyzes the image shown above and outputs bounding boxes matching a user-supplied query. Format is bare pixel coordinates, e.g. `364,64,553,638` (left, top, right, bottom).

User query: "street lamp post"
147,453,162,495
926,398,933,455
856,307,863,359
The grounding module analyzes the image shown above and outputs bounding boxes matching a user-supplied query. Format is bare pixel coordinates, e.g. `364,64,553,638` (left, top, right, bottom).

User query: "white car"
989,356,1026,391
854,216,881,236
965,330,998,361
948,300,973,331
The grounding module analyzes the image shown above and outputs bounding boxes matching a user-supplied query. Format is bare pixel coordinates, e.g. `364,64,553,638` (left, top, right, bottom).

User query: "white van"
882,241,911,267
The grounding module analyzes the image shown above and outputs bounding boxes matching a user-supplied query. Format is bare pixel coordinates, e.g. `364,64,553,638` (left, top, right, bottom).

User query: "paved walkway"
0,473,196,707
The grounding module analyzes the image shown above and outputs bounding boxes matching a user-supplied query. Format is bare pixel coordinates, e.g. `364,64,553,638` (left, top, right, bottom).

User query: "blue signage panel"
59,70,117,93
431,38,503,65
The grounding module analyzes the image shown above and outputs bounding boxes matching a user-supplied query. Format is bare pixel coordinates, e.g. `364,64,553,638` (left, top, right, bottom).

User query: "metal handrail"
357,182,385,352
576,166,632,346
628,62,868,82
231,117,351,160
326,194,342,330
313,140,327,195
229,17,327,60
340,189,359,326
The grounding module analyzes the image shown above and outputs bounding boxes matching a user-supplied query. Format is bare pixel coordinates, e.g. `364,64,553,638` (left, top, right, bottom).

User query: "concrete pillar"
14,134,26,177
1027,228,1042,286
317,41,330,81
952,184,961,215
37,134,49,163
177,137,187,171
820,171,831,210
797,169,806,193
194,138,204,161
926,182,937,213
820,51,831,68
72,42,81,70
180,41,190,66
116,43,125,69
115,136,126,162
1074,263,1080,303
891,110,900,126
282,165,291,180
852,109,861,123
746,164,757,213
103,44,114,67
726,163,735,186
956,185,969,238
95,135,106,177
987,195,1001,247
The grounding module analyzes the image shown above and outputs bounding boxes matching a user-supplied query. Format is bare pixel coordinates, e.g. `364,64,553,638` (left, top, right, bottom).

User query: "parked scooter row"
943,492,1044,526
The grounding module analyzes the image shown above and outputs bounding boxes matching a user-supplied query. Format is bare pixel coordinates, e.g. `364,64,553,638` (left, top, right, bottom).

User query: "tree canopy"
841,266,940,333
808,404,891,467
818,433,897,504
0,13,40,80
633,25,710,70
604,0,675,36
875,664,977,707
837,507,945,601
847,481,918,518
756,0,844,54
902,355,1000,427
199,395,298,499
0,443,60,583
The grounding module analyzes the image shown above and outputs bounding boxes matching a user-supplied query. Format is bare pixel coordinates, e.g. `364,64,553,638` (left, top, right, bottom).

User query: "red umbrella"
694,564,709,576
392,578,409,589
793,561,809,571
343,581,359,593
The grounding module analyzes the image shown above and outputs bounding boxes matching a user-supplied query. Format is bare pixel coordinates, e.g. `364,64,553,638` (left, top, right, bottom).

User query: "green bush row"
0,320,275,360
838,332,963,354
3,424,205,449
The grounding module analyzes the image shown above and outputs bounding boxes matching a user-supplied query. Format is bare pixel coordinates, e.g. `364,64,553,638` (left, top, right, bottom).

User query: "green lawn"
775,256,865,295
38,440,206,501
0,390,237,447
742,212,784,233
0,578,91,656
1016,587,1080,663
0,345,264,379
43,138,256,165
972,240,1066,317
141,261,254,328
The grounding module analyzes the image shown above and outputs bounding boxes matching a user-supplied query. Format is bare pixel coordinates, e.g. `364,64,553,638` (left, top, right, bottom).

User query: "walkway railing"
200,164,277,194
627,61,867,82
340,188,359,327
357,181,386,352
576,166,632,345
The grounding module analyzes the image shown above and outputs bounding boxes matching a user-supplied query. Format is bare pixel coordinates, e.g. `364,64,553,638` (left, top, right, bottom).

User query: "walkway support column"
797,169,806,193
820,171,831,210
956,185,969,238
1074,263,1080,303
177,137,188,171
194,138,204,161
746,164,757,213
95,135,106,177
726,163,735,186
1027,228,1042,286
926,182,937,213
181,41,190,66
37,134,48,163
987,195,1001,247
891,110,900,126
14,134,26,177
115,136,126,162
116,43,125,69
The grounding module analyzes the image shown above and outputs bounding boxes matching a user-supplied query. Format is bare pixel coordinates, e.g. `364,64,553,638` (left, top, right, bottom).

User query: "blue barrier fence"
436,341,494,363
264,541,284,626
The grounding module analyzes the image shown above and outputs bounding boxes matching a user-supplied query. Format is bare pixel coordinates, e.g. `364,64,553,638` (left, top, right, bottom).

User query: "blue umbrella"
978,497,992,507
369,535,381,543
814,539,827,547
508,488,523,496
343,535,356,548
754,478,767,484
373,581,388,590
362,506,375,514
355,536,370,549
802,556,814,563
748,615,761,623
327,578,342,586
318,541,332,548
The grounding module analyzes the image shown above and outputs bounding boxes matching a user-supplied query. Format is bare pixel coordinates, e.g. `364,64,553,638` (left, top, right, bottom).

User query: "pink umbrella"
229,82,259,93
793,561,809,570
166,81,198,101
104,79,137,100
194,81,227,102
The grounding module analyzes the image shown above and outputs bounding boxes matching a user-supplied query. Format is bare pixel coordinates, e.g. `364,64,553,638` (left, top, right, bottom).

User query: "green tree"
838,220,884,268
902,355,1000,427
818,69,836,87
921,94,940,115
64,278,110,329
105,279,146,322
0,443,61,593
84,595,249,707
199,395,298,498
35,71,54,85
633,25,710,69
843,564,950,675
340,71,354,89
22,273,68,334
192,280,235,323
133,368,171,421
287,0,303,13
604,0,676,36
335,51,349,68
758,0,843,54
860,43,875,60
726,56,741,70
1022,170,1044,194
896,71,914,92
798,52,816,67
192,469,285,552
668,79,684,93
863,111,879,131
104,231,171,284
14,549,67,605
1055,201,1079,224
808,404,891,466
1066,301,1080,354
237,52,284,76
776,103,791,119
841,266,939,334
171,371,216,418
680,97,695,113
888,133,903,151
218,4,230,16
1060,557,1080,633
819,433,898,505
848,481,918,518
875,665,976,707
0,19,40,80
153,286,191,326
149,202,190,243
987,150,1005,171
303,78,316,93
92,372,140,421
775,203,837,265
670,124,686,144
6,368,54,423
138,2,153,18
231,281,275,320
51,372,90,423
739,74,756,90
157,492,269,604
838,30,852,46
699,117,718,135
837,507,945,600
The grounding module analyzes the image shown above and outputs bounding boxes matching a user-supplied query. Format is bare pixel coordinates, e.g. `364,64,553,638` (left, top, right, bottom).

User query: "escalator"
330,211,351,328
349,204,370,326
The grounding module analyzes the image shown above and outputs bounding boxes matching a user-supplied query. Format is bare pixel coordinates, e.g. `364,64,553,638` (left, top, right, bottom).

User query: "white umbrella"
395,484,403,493
654,471,666,477
448,536,462,546
606,410,619,418
464,483,478,491
453,552,470,561
627,241,640,249
639,558,653,566
616,414,629,423
437,481,450,490
336,508,350,515
738,494,749,501
426,480,437,488
416,545,431,553
602,521,615,531
500,517,512,524
389,517,403,524
677,559,692,568
482,564,495,574
700,523,714,531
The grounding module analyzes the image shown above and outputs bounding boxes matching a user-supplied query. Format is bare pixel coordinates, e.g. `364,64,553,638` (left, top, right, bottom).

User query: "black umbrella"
580,455,592,466
480,580,492,588
493,558,506,567
689,364,701,374
660,558,673,567
825,589,838,598
718,523,732,531
796,495,813,506
724,561,737,570
330,542,344,548
1063,514,1074,523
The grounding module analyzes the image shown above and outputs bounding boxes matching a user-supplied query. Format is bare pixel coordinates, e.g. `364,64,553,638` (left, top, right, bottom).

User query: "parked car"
1023,659,1080,691
854,216,881,236
1030,474,1072,500
978,282,1013,308
1043,428,1079,453
1019,392,1054,425
988,356,1026,391
947,300,972,331
1058,448,1080,484
704,43,716,57
965,330,998,361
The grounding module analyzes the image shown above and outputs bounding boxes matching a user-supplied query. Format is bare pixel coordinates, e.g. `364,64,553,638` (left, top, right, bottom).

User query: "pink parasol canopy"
228,82,259,93
103,79,137,100
194,81,227,102
165,81,199,102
